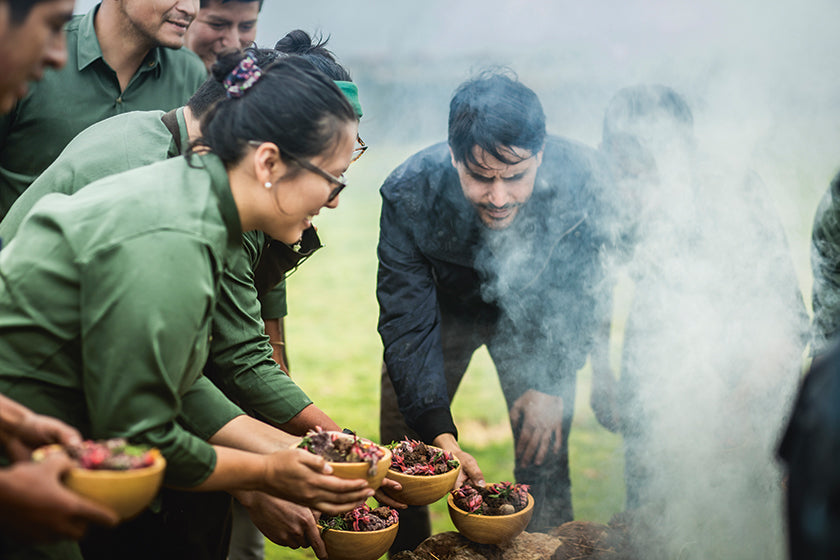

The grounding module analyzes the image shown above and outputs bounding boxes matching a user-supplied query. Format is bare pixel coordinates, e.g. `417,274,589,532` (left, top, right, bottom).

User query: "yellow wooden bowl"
295,433,392,490
447,492,534,545
33,446,166,521
327,446,392,490
321,521,399,560
384,461,461,505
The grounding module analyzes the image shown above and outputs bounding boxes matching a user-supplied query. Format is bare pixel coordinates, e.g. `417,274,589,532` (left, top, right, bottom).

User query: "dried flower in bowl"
298,428,387,477
451,481,531,515
35,438,158,471
387,439,459,475
319,503,399,532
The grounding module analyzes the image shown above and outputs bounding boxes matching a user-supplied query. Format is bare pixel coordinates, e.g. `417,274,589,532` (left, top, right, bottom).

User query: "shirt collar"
76,4,163,75
75,5,103,71
199,153,242,256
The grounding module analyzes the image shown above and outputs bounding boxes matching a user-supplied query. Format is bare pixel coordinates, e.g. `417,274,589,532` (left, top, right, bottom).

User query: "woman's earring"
264,182,272,189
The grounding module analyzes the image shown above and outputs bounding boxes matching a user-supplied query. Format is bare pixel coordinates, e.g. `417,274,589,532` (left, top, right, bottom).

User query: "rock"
401,531,562,560
550,521,629,560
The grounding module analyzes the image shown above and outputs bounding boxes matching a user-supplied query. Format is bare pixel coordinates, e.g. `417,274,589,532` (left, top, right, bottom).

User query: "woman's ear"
253,142,284,185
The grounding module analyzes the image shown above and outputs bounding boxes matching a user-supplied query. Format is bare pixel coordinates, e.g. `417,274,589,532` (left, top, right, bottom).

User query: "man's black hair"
448,69,546,168
199,0,264,9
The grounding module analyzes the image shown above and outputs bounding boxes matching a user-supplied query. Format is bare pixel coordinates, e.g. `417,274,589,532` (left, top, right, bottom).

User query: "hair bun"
211,49,254,83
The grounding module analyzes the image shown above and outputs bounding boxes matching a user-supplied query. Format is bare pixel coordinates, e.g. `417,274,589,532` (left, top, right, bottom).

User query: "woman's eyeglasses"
351,134,368,163
284,154,347,202
248,135,368,202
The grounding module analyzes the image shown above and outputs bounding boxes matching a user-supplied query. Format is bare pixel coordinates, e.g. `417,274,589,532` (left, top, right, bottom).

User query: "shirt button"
116,96,122,104
148,61,156,68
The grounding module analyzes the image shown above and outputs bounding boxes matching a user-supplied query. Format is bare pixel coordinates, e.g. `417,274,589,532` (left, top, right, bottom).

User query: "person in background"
0,35,377,560
590,85,806,558
0,52,373,560
783,167,840,559
0,0,207,218
377,69,610,553
186,0,261,71
809,170,840,355
0,0,120,544
778,336,840,560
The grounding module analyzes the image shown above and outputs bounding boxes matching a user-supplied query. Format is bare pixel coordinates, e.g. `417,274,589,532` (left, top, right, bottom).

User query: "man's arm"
376,188,454,444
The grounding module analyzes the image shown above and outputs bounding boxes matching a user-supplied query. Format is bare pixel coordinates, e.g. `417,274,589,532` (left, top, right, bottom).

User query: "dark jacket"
376,136,611,441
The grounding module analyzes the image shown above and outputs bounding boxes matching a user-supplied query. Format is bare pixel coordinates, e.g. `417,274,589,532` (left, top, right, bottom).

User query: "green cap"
334,80,363,118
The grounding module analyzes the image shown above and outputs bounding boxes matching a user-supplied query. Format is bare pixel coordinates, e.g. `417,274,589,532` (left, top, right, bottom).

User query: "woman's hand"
0,453,119,542
374,476,406,509
233,490,328,559
261,448,374,515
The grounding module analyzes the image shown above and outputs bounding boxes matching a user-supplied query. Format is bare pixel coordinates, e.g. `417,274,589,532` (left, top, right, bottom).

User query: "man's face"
185,0,259,70
118,0,199,50
0,0,74,114
451,145,543,230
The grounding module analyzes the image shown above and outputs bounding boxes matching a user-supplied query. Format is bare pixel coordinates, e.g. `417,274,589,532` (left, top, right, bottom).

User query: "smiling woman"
0,52,363,560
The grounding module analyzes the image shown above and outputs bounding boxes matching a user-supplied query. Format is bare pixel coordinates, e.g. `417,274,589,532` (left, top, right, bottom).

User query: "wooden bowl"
447,492,534,545
295,433,392,490
321,521,399,560
328,446,392,490
384,462,461,505
33,446,166,520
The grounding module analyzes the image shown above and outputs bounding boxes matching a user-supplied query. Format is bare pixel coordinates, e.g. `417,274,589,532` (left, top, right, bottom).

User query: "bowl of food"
383,439,460,505
297,428,391,490
33,438,166,520
447,482,534,545
319,503,399,560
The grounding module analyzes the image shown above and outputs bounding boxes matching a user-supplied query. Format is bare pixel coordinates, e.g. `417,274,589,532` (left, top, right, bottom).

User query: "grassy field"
265,147,627,559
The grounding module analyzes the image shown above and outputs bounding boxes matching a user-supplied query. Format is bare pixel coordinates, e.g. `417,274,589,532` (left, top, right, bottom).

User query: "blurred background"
72,1,840,558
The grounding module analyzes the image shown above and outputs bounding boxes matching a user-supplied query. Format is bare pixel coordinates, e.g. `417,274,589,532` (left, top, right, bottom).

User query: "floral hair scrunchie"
223,51,263,99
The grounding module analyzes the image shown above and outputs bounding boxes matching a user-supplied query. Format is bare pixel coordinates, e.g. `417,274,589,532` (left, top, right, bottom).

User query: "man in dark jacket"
377,70,610,552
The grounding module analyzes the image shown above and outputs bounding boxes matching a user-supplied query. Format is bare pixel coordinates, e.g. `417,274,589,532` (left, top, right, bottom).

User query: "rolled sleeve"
205,237,311,425
179,375,245,440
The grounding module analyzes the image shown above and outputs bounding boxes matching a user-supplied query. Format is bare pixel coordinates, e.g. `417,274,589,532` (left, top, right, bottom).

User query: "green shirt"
0,3,207,217
0,154,240,488
0,109,309,430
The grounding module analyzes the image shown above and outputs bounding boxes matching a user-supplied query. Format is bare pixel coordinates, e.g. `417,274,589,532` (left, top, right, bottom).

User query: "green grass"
264,150,626,559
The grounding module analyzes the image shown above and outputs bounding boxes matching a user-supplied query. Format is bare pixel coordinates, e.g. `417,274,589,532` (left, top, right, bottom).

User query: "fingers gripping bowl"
33,438,166,520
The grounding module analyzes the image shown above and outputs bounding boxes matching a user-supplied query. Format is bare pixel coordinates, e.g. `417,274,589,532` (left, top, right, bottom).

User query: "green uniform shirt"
0,3,207,217
0,154,241,488
0,109,308,431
